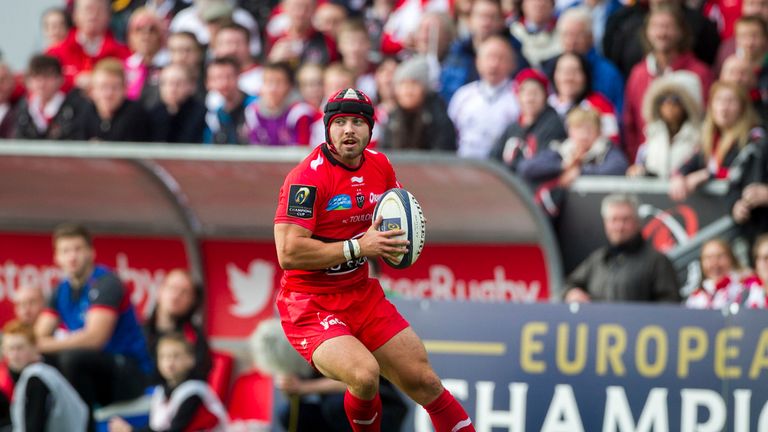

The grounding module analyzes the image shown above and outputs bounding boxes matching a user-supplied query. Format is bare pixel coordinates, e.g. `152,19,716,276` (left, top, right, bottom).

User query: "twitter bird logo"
227,260,275,318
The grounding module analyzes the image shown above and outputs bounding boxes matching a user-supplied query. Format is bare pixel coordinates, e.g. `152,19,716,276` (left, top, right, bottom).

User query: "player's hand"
358,216,409,262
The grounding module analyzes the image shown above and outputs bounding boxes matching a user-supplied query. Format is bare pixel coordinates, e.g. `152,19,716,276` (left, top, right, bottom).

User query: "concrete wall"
0,0,61,71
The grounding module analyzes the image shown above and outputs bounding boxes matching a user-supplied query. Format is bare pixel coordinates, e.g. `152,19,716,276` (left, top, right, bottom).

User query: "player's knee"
348,362,380,397
404,367,444,404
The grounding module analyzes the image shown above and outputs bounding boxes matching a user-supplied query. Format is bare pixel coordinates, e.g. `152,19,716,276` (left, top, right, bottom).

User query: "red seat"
227,370,273,422
208,351,234,403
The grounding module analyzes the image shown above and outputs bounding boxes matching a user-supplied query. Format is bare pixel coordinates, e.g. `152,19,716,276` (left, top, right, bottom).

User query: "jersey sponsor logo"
310,154,324,171
341,213,373,224
287,184,316,219
326,194,352,211
369,192,381,204
356,193,365,208
351,176,364,183
326,257,367,274
317,312,347,330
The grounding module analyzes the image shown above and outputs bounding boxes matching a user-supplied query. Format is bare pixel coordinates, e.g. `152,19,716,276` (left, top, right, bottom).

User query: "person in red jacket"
47,0,131,90
622,4,713,163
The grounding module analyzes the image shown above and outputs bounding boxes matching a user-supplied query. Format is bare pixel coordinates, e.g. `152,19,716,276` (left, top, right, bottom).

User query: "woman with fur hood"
627,71,703,179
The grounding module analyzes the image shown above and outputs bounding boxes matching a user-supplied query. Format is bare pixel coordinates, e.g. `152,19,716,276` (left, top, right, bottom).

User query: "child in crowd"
108,333,228,432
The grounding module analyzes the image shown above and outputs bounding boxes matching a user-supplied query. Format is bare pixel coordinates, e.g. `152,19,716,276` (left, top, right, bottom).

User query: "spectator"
705,0,768,43
686,238,745,309
41,7,72,50
245,62,320,146
564,193,682,302
603,0,720,78
509,0,561,68
379,56,457,151
628,71,703,178
169,0,261,57
623,4,713,163
204,57,256,144
542,6,624,113
143,0,192,24
547,52,619,142
732,164,768,240
337,20,377,98
81,58,152,142
108,333,229,432
211,22,262,97
574,0,622,55
720,54,768,120
373,56,399,129
12,285,45,327
323,63,356,103
440,0,523,102
47,0,131,90
411,12,457,85
0,63,17,138
742,233,768,308
2,320,88,432
34,224,153,429
266,0,339,67
490,68,567,186
715,15,768,76
149,64,207,143
143,269,211,384
14,55,88,141
166,31,206,99
448,35,520,159
124,8,168,109
313,1,348,40
669,81,766,203
296,62,325,109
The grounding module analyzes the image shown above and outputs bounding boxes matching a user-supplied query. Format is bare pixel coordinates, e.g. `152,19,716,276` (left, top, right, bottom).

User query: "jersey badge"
287,185,316,218
326,194,352,211
356,192,365,209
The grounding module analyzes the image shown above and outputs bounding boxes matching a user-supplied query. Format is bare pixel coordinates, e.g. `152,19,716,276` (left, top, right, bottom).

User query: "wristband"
350,239,361,260
343,240,353,261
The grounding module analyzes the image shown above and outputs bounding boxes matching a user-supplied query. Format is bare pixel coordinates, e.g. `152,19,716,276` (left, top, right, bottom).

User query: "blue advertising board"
394,300,768,432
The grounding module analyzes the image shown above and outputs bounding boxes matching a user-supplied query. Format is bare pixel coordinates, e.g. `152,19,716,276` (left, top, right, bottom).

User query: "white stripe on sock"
352,412,378,425
451,418,472,432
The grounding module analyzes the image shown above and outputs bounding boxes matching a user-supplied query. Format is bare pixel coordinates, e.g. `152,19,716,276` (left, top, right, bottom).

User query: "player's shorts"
277,278,410,365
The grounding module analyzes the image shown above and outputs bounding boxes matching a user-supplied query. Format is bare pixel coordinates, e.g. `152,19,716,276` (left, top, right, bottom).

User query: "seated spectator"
296,62,325,109
379,56,456,151
742,234,768,308
715,15,768,76
509,0,561,68
2,320,88,432
374,57,399,127
312,1,348,40
603,0,720,78
440,0,524,103
720,54,768,120
0,62,17,139
143,269,211,385
13,285,45,327
732,162,768,241
542,7,624,113
449,35,520,159
410,11,457,85
547,52,619,142
245,62,319,146
211,23,263,97
204,57,256,145
34,224,153,428
686,238,746,309
41,7,72,50
170,0,261,57
564,193,681,302
337,20,377,98
108,333,229,432
628,71,703,179
149,64,207,143
166,31,206,99
323,63,356,104
124,8,168,109
266,0,338,67
623,4,713,163
14,55,88,141
143,0,192,24
81,59,152,142
670,81,766,203
490,68,567,184
47,0,131,90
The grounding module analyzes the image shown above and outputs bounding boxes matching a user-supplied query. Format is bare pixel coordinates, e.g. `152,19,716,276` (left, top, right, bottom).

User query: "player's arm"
275,217,409,271
37,309,117,353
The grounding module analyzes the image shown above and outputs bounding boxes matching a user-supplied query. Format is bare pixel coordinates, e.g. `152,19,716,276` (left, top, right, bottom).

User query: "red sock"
424,389,475,432
344,389,382,432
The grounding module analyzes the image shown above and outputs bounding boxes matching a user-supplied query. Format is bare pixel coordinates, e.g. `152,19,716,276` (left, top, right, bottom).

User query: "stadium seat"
227,370,273,423
208,350,235,402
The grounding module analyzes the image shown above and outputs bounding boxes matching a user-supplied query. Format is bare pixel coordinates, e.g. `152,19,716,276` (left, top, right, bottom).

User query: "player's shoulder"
288,145,328,178
364,148,392,167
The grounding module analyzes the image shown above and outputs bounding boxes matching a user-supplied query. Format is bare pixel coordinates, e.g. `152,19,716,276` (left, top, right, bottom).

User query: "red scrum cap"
323,88,375,144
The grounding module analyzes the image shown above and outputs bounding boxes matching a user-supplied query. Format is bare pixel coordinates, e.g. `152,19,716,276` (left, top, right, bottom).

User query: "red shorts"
277,278,410,365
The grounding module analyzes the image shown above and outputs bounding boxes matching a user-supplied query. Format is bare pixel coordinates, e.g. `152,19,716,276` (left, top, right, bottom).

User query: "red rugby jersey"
275,143,399,293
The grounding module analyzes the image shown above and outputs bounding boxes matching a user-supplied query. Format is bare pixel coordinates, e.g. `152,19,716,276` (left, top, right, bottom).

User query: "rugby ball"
372,188,426,269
